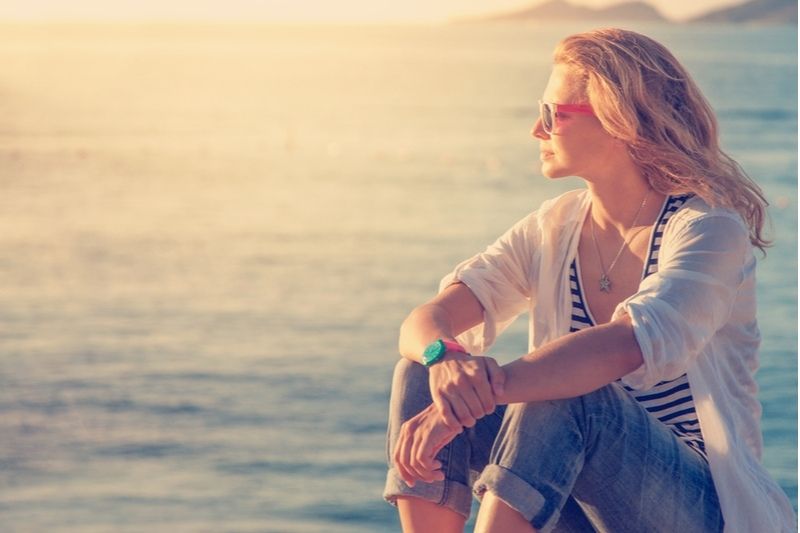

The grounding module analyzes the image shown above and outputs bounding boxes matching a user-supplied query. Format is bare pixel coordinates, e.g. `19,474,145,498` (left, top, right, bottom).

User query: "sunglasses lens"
541,103,553,133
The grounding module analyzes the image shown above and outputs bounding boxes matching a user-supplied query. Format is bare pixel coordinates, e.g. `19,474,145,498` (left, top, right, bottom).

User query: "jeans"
383,358,723,533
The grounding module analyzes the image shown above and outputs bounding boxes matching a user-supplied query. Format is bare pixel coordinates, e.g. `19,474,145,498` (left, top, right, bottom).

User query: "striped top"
569,194,707,461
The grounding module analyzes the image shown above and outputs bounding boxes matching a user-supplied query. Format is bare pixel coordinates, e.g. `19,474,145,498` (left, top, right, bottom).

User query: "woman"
383,28,795,532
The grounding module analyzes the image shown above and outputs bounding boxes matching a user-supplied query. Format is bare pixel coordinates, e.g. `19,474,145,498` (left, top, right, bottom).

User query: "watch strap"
422,339,468,367
441,340,467,354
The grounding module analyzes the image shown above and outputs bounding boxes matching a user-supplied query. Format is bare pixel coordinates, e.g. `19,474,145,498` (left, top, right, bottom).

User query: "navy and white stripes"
643,194,690,277
568,267,592,331
569,194,707,460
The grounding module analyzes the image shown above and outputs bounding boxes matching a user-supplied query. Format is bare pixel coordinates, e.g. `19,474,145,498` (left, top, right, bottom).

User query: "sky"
0,0,747,24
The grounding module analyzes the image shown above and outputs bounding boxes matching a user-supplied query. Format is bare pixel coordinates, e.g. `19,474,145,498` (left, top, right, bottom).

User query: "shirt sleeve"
438,212,539,355
614,213,750,390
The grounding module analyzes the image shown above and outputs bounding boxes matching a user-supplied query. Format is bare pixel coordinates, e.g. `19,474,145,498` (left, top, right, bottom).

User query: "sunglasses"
538,100,595,135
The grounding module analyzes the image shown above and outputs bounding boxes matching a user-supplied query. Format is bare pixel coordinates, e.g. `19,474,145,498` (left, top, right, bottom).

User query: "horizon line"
0,17,756,26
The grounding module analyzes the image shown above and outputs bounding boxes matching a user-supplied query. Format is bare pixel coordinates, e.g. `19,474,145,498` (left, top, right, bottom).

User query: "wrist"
421,338,469,367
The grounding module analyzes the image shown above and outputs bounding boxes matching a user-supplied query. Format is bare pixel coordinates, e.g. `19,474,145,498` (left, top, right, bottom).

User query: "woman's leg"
384,358,504,532
474,491,537,533
396,497,467,533
475,494,594,533
473,383,723,533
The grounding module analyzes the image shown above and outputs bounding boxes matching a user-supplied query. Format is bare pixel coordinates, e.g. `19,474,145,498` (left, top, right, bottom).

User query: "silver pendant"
599,274,612,293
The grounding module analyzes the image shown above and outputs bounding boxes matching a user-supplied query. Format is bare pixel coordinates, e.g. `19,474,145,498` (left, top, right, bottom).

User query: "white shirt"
440,188,795,532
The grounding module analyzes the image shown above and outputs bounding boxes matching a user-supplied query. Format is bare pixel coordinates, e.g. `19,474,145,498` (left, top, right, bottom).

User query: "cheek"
560,133,611,165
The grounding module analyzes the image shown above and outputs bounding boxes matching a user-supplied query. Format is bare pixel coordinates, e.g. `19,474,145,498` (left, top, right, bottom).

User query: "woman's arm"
398,282,484,363
497,314,643,405
398,282,506,428
397,314,643,484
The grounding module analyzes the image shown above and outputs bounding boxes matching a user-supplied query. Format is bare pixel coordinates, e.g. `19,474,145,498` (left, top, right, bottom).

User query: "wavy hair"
554,28,770,252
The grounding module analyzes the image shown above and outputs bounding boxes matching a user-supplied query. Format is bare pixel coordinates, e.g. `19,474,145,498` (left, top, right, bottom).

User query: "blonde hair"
554,28,770,252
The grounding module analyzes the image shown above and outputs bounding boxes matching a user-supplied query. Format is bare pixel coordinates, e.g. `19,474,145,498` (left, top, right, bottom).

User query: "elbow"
623,344,644,377
397,312,414,358
397,304,427,359
397,302,452,359
611,313,644,374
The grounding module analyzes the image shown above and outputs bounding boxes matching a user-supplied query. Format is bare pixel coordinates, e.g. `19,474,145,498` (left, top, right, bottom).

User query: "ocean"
0,21,795,532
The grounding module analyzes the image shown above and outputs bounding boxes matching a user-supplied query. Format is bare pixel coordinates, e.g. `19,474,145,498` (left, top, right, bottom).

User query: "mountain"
457,0,668,23
690,0,797,24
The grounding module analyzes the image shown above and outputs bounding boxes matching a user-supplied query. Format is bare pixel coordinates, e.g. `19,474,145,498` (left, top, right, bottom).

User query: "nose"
531,118,550,140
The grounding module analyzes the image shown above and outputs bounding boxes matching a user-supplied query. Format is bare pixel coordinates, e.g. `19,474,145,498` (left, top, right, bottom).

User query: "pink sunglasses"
538,100,595,134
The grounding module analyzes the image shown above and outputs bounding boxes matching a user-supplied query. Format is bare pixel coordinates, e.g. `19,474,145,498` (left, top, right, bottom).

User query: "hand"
393,403,462,487
429,353,505,428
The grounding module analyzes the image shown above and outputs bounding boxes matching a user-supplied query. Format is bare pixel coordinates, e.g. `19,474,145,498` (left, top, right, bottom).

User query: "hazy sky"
0,0,743,24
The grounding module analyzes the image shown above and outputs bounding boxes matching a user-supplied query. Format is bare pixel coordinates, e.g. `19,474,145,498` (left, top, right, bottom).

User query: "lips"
540,151,554,160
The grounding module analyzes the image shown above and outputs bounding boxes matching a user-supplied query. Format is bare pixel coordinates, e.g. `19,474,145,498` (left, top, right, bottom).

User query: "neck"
586,176,664,233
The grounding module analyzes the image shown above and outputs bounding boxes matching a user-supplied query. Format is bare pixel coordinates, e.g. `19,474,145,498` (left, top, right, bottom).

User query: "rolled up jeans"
383,358,723,533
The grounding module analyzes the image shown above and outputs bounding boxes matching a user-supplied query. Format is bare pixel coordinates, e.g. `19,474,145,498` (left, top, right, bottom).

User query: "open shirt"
440,188,795,532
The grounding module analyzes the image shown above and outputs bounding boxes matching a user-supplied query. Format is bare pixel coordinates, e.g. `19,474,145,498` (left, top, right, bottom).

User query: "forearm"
398,282,485,364
496,315,643,404
398,303,458,364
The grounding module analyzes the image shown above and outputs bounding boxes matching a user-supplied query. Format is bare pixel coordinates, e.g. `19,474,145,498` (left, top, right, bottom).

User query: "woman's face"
533,64,620,180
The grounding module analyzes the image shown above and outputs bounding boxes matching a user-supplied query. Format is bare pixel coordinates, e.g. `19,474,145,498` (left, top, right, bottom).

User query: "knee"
388,358,432,419
500,384,626,439
391,357,429,392
488,398,588,468
502,397,582,435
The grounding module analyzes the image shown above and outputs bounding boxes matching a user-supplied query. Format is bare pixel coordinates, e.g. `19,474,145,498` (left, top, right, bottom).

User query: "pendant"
599,274,612,293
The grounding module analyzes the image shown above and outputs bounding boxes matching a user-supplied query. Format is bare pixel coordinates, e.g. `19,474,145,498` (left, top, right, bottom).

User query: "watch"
421,339,468,367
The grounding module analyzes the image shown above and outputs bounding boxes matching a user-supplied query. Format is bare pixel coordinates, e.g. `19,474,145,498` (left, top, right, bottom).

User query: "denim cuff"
473,464,561,533
383,467,473,520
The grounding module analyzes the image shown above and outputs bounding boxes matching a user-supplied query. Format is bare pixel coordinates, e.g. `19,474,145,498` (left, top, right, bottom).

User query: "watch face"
422,339,445,365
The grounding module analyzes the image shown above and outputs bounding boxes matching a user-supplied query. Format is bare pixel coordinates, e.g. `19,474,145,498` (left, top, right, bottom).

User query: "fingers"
431,390,461,429
485,357,506,399
410,429,444,483
444,392,479,428
394,415,449,487
393,421,417,486
452,360,497,421
430,357,504,427
441,377,484,427
472,369,496,416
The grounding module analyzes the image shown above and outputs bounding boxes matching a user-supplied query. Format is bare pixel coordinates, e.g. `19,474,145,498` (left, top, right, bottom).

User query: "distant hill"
457,0,668,23
690,0,797,24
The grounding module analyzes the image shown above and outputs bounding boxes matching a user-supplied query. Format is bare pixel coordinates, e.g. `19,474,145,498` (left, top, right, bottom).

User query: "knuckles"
461,416,476,427
441,413,459,428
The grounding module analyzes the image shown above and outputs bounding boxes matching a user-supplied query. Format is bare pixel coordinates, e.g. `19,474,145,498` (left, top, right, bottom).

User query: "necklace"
590,190,651,293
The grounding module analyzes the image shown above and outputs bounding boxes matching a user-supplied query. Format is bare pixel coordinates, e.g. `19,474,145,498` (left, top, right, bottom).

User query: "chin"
540,163,571,180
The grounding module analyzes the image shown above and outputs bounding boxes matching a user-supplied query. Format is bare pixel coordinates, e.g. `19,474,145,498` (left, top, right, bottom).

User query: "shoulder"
667,195,748,234
662,195,751,257
491,189,588,259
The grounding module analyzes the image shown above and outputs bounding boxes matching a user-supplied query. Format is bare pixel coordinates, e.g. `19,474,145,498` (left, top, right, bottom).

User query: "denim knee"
383,358,476,518
388,358,431,423
473,394,592,532
473,384,721,533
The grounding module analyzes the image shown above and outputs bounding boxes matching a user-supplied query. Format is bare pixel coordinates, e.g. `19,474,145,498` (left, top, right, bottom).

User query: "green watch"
421,339,468,367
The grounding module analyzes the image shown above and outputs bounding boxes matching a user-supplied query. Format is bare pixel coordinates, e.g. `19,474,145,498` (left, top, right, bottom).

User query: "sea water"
0,21,795,532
